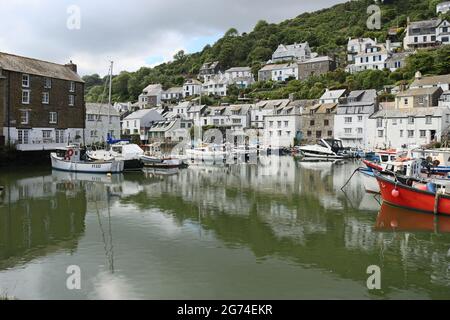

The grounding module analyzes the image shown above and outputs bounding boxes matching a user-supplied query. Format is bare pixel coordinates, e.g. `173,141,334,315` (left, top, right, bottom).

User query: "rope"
341,167,362,191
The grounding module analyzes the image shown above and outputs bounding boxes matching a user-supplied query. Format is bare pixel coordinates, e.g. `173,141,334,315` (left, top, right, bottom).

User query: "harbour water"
1,157,450,299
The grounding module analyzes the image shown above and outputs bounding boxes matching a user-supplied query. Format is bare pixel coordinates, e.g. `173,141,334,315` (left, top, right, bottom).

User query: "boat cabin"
55,145,85,162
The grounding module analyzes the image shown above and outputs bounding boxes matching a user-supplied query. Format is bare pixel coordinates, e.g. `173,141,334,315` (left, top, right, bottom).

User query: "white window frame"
42,92,50,104
22,90,30,104
20,110,29,125
49,112,57,124
69,95,75,106
69,81,75,92
18,129,30,144
22,74,30,88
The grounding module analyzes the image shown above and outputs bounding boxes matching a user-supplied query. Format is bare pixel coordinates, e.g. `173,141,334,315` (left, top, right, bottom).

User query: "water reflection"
0,158,450,299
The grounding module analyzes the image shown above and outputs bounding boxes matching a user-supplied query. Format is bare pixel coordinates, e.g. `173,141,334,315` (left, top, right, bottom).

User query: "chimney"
386,39,391,53
415,71,422,80
65,60,78,73
289,93,295,102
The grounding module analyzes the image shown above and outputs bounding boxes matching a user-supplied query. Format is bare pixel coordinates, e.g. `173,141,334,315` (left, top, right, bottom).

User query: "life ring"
67,149,74,157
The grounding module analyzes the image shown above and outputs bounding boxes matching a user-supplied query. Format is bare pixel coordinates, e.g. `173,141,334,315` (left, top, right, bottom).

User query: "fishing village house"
85,103,121,145
346,38,377,63
297,56,336,80
200,105,252,131
183,79,202,98
395,87,443,109
319,89,347,104
148,114,193,143
439,91,450,107
409,73,450,92
346,40,393,73
301,102,337,144
403,18,450,50
437,1,450,14
263,100,316,148
161,87,183,103
198,61,221,81
333,90,378,148
367,107,450,150
138,84,163,108
224,67,255,88
201,73,230,96
121,108,165,143
257,64,281,82
262,62,299,82
250,99,291,130
0,52,85,151
271,42,312,62
186,104,207,127
384,52,411,72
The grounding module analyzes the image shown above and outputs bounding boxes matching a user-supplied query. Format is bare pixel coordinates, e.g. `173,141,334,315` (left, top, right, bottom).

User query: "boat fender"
391,189,400,198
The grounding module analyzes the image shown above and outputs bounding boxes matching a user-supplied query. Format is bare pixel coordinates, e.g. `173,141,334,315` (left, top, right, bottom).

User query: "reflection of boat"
298,139,348,159
375,203,450,233
143,168,180,176
358,168,379,194
51,170,124,184
51,145,124,173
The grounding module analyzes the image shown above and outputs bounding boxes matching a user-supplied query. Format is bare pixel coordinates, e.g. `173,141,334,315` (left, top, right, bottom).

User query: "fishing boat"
375,171,450,216
140,155,185,169
186,144,227,161
51,145,124,173
410,148,450,174
87,140,144,171
298,139,348,159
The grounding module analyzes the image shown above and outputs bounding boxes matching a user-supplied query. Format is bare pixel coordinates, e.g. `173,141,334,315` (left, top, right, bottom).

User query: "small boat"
410,148,450,174
186,144,227,161
51,145,124,173
298,139,348,159
140,155,185,169
87,141,144,171
375,172,450,216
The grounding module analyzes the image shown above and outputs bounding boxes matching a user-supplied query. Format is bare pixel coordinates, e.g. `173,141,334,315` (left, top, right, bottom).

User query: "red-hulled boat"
375,172,450,216
375,203,450,233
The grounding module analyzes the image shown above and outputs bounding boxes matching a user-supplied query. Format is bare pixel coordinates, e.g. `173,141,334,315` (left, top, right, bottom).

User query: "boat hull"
300,151,345,159
375,173,450,216
51,154,124,173
358,168,380,193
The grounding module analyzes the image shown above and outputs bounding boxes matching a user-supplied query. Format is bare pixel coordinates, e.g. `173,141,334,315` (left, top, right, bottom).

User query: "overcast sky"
0,0,345,76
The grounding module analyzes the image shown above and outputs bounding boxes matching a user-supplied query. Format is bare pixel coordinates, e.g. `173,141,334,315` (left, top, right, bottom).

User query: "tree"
174,50,186,62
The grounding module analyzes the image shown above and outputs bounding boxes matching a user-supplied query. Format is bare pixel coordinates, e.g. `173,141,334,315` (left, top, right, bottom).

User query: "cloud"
0,0,345,75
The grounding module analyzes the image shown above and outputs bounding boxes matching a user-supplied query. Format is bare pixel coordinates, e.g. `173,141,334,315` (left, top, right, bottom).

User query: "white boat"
51,145,124,173
410,148,450,173
140,155,184,168
358,168,379,193
87,141,144,171
186,144,227,161
298,139,348,159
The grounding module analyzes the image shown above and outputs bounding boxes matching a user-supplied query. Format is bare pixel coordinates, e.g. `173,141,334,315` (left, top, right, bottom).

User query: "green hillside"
84,0,450,104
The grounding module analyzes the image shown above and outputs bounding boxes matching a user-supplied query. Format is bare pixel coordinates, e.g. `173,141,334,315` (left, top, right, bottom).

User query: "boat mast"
108,61,113,140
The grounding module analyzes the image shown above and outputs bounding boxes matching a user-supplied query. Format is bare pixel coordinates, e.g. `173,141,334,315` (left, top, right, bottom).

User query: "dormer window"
22,74,30,88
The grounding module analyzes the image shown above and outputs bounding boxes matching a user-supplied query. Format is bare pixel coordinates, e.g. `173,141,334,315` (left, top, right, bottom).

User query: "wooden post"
434,191,440,215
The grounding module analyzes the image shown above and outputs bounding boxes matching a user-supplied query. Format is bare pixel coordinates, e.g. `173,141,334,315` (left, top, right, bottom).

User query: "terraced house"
0,52,85,151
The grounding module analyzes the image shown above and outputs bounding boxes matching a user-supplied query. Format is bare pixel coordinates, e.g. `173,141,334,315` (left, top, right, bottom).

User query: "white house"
122,109,165,142
200,105,252,130
224,67,255,88
250,99,291,129
270,63,299,82
437,1,450,14
319,89,347,104
347,38,377,62
162,87,183,102
410,72,450,92
187,104,207,127
271,42,312,62
436,19,450,45
403,18,449,50
202,73,230,96
263,104,303,148
183,79,202,98
85,103,121,145
439,91,450,107
367,107,450,150
148,117,193,143
138,84,163,108
333,90,378,149
346,41,390,73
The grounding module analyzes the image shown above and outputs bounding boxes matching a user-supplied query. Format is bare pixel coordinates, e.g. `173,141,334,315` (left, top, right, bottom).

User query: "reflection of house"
224,67,254,88
121,109,165,142
395,87,443,109
368,107,450,149
301,103,337,143
271,42,312,62
138,84,163,108
85,103,121,145
334,90,378,148
298,56,336,80
0,52,85,151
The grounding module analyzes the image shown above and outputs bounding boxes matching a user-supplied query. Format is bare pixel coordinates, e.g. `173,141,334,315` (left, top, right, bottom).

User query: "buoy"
107,173,112,177
391,189,400,198
390,220,398,228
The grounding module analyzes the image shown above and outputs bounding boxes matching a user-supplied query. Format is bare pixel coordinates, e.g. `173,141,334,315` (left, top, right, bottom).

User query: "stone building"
301,103,337,144
297,56,336,80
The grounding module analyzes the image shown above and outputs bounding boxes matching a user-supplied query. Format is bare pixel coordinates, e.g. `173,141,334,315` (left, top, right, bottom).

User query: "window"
18,129,30,144
232,119,241,124
255,116,259,121
69,95,75,106
278,130,282,136
286,131,291,136
20,110,29,124
22,74,30,88
22,90,30,104
357,128,363,134
404,98,409,105
277,121,282,128
284,121,289,127
400,130,403,137
213,119,219,125
44,78,52,89
324,119,329,126
42,130,52,140
90,130,97,137
344,128,352,134
392,119,397,125
420,130,426,138
69,81,75,92
49,112,57,124
316,131,322,138
42,92,49,104
55,130,64,144
376,118,383,128
408,130,414,138
269,121,273,127
307,131,312,137
378,130,384,138
358,116,363,122
328,131,333,137
345,117,352,123
310,120,315,126
426,116,432,124
408,116,414,124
